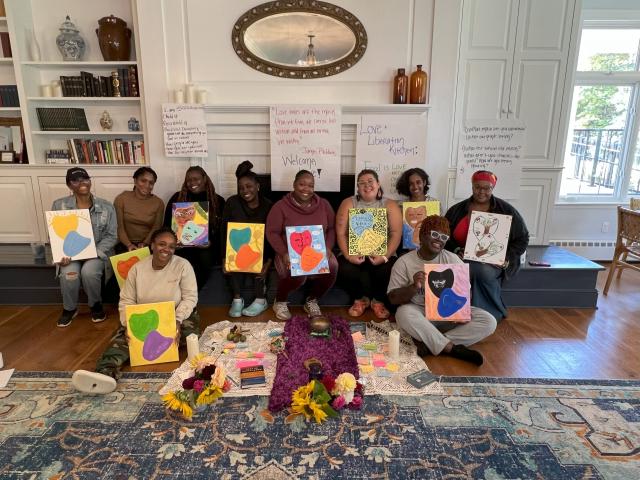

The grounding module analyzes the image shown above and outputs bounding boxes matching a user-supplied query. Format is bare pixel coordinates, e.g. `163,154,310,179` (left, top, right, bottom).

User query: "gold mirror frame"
232,1,367,79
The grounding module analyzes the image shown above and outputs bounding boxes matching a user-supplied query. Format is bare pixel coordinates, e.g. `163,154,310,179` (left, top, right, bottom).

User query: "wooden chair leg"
603,248,622,295
616,251,628,279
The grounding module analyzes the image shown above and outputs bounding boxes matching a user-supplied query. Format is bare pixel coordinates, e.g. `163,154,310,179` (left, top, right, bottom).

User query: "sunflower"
291,381,331,423
196,384,223,406
162,391,194,420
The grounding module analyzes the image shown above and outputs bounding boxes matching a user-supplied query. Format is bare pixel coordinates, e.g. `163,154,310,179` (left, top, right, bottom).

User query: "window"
560,22,640,201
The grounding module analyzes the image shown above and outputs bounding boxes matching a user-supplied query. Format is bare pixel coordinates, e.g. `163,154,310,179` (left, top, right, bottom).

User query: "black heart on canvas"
427,269,454,298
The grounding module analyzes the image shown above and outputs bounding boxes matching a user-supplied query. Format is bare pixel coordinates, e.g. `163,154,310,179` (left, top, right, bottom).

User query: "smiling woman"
232,0,367,78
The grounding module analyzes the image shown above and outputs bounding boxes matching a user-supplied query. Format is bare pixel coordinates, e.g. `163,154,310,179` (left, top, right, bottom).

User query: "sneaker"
303,297,322,317
273,301,292,321
72,369,117,394
90,302,107,323
348,297,370,317
57,309,77,328
371,300,390,319
242,299,268,317
446,344,484,366
228,298,244,318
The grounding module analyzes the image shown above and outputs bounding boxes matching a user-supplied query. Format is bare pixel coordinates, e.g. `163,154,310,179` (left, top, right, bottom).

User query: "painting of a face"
180,221,205,244
405,206,427,227
173,206,195,226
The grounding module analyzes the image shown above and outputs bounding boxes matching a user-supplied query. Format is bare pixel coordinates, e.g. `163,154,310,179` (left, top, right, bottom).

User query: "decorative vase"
392,68,408,104
127,117,140,131
96,15,131,61
409,65,428,104
100,111,113,131
29,30,41,62
56,16,85,61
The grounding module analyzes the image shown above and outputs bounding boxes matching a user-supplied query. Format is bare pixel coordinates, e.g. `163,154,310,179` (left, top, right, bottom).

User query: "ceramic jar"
96,15,131,61
56,16,85,61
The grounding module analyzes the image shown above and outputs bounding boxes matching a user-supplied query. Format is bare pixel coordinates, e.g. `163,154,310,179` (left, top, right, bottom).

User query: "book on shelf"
57,67,138,97
0,85,19,107
36,107,89,131
239,365,266,389
0,32,11,58
65,138,145,165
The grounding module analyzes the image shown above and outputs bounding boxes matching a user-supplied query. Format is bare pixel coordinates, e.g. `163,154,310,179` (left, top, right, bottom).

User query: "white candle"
186,333,199,360
185,84,196,104
389,330,400,360
40,84,52,97
0,351,3,369
196,89,208,104
174,89,184,103
51,81,63,97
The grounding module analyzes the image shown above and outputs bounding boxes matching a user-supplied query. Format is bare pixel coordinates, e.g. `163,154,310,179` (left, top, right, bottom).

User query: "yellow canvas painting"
109,247,150,288
402,201,440,249
225,222,265,273
126,301,178,367
348,208,388,256
45,209,97,263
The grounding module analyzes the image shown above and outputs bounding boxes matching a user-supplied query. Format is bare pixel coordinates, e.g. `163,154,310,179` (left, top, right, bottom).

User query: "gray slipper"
72,370,117,394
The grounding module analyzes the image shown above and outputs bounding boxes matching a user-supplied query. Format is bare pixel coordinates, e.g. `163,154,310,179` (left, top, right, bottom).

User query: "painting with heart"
109,247,151,288
45,209,98,263
171,201,209,246
225,222,264,273
463,211,512,266
424,263,471,322
125,301,178,366
402,201,440,249
348,208,388,255
286,225,329,276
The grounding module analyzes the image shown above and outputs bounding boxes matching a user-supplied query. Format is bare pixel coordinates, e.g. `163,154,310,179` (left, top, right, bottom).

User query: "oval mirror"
232,1,367,79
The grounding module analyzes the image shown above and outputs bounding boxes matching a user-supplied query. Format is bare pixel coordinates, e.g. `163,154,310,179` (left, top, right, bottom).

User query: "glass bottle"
409,65,428,104
393,68,408,104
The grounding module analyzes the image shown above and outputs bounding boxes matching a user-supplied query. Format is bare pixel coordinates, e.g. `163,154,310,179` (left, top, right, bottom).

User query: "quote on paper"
162,104,208,157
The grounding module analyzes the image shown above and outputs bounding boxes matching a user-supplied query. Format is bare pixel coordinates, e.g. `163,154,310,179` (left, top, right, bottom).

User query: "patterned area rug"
1,372,638,479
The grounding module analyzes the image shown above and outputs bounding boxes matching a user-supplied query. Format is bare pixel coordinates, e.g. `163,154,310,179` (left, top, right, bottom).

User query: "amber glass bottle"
393,68,408,104
409,65,428,104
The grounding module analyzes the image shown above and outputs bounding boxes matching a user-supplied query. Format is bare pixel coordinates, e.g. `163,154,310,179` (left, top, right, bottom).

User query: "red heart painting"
289,230,312,255
117,256,140,280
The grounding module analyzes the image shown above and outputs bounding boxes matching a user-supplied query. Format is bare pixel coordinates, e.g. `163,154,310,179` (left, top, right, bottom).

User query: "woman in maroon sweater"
265,170,338,320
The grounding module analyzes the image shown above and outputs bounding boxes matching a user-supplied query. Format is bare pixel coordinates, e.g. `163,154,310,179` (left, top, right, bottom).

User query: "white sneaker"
72,370,117,394
273,301,292,321
304,298,322,317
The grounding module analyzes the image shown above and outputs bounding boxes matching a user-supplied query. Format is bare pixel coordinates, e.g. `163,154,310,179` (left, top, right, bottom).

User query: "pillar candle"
40,84,52,97
0,351,3,369
196,89,208,104
174,89,184,103
389,330,400,360
186,333,199,360
51,81,63,97
185,84,196,104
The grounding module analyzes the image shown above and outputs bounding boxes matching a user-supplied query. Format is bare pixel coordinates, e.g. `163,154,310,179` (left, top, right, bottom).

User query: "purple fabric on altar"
268,314,359,412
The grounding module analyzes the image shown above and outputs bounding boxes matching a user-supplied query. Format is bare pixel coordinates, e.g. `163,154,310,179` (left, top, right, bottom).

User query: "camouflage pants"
95,309,200,379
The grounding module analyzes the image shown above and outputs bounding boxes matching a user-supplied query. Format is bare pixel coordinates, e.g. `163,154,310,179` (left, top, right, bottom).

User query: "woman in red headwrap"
444,170,529,321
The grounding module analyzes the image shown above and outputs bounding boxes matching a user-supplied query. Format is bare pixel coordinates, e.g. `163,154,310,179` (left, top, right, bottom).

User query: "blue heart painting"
62,230,91,257
229,227,251,252
350,213,374,236
437,288,467,318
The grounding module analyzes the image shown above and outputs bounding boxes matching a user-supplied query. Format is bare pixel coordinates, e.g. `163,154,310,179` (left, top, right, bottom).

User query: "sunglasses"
69,177,91,185
430,230,450,242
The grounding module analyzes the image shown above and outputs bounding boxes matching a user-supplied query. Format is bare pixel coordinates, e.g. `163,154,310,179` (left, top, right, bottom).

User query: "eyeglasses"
69,178,91,185
472,184,493,192
430,230,450,242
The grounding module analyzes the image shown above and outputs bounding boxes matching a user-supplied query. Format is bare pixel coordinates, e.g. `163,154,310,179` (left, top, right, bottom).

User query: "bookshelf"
5,0,146,165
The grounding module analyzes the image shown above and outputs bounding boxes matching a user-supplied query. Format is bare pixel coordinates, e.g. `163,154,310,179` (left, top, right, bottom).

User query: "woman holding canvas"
72,227,199,393
265,170,338,321
335,169,403,319
163,166,226,290
444,170,529,321
221,161,273,317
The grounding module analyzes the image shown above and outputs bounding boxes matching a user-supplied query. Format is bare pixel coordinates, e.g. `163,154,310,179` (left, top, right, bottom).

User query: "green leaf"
322,404,339,418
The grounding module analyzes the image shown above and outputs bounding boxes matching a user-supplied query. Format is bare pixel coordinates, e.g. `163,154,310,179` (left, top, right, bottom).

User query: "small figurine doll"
304,358,324,381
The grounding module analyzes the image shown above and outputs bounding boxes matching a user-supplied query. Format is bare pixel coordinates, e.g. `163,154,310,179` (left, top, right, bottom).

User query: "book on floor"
240,365,266,389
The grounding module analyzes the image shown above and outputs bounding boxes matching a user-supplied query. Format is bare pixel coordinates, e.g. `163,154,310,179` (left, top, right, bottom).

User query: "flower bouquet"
162,353,231,420
290,372,363,424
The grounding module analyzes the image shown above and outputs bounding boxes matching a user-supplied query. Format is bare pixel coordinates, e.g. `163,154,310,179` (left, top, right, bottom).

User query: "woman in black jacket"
444,170,529,321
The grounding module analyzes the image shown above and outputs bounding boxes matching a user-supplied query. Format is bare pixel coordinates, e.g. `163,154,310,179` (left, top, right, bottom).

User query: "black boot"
446,344,484,366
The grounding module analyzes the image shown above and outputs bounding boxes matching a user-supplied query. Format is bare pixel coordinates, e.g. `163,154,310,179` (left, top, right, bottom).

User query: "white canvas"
463,211,512,266
46,209,97,263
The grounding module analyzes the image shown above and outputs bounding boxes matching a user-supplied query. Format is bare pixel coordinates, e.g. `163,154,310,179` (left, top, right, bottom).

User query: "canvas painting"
109,247,150,288
126,301,178,367
225,222,265,273
171,201,209,246
424,263,471,322
286,225,329,276
348,208,388,256
402,201,440,249
45,209,97,263
463,211,513,266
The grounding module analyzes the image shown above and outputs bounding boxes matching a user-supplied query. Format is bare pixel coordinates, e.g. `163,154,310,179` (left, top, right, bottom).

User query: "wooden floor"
1,265,638,380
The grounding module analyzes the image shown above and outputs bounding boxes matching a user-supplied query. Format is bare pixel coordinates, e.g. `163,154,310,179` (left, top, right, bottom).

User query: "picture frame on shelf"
0,151,14,163
0,117,26,164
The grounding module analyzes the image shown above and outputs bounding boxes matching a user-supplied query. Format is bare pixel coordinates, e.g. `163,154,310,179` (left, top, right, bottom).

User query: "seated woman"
444,170,529,321
164,166,225,290
221,161,273,317
335,169,402,319
113,166,164,253
72,227,199,393
265,170,338,320
52,167,117,327
388,215,497,365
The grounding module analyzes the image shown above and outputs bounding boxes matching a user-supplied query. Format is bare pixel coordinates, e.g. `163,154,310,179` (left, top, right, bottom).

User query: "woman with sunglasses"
335,169,403,319
388,215,496,365
444,170,529,321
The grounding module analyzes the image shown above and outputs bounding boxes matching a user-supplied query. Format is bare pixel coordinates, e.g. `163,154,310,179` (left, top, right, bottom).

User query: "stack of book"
240,365,266,389
58,66,139,97
36,107,89,131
